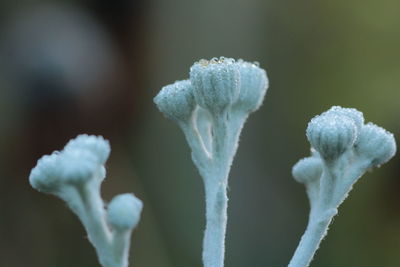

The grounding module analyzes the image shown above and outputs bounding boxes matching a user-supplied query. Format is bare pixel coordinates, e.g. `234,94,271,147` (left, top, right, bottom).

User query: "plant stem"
184,110,245,267
203,180,228,267
289,162,339,267
287,215,332,267
75,173,131,267
111,231,132,267
202,113,232,267
79,182,114,267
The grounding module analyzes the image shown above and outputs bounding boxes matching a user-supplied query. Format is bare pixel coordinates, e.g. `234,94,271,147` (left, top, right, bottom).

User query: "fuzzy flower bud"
29,134,110,193
190,57,240,113
322,106,364,132
58,149,99,185
154,80,195,122
307,113,357,161
355,123,396,167
235,60,268,113
64,134,110,165
29,153,62,193
107,193,143,231
292,157,323,184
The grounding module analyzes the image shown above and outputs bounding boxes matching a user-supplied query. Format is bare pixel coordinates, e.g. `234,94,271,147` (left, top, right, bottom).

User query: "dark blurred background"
0,0,399,266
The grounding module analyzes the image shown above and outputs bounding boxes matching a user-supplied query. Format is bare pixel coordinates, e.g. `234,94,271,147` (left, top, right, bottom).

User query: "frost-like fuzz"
289,106,396,267
154,57,269,267
30,135,143,267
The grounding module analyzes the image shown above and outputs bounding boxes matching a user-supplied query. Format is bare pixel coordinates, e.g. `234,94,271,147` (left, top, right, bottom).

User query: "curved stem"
331,159,369,208
78,180,114,267
66,172,133,267
288,213,333,267
195,106,213,153
180,120,212,172
289,161,339,267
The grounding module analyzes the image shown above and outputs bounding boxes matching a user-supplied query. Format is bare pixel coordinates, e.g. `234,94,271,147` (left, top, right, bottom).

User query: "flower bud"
354,123,396,167
59,149,98,185
322,106,364,132
292,157,323,184
153,80,195,122
235,60,268,113
29,153,62,193
306,113,357,160
190,57,240,113
107,193,143,231
64,134,110,165
30,135,110,193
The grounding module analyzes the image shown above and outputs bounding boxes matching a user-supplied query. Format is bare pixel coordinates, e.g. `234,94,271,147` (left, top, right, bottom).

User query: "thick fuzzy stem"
201,113,235,267
78,181,114,267
288,213,333,267
289,162,339,267
77,175,132,267
203,182,228,267
111,231,132,267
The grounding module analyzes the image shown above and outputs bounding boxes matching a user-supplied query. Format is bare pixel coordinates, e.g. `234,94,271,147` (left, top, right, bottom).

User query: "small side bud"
154,80,195,122
190,57,240,113
355,123,396,167
322,106,364,132
107,193,143,231
235,60,269,113
29,153,62,193
292,157,323,184
64,135,110,165
307,113,357,161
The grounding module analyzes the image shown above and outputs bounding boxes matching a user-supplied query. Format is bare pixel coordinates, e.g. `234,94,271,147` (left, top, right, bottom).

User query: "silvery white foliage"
289,106,396,267
29,134,143,267
154,57,269,267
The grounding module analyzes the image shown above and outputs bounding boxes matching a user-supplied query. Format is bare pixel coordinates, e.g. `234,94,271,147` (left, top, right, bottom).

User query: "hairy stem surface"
288,215,332,267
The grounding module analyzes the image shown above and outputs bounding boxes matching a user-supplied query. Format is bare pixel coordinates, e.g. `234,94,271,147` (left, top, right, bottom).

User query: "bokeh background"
0,0,399,266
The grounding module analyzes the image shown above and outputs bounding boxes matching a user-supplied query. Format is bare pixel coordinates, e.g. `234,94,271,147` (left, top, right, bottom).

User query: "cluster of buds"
289,106,396,267
155,57,268,124
29,135,142,267
154,57,269,267
294,106,396,209
154,57,268,171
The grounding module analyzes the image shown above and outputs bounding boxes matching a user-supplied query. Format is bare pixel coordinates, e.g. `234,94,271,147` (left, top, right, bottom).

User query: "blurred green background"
0,0,399,266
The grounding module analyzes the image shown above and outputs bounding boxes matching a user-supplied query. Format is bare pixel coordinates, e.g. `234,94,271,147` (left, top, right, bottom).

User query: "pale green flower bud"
30,135,110,192
29,134,142,267
322,106,364,132
59,149,98,185
292,157,323,184
154,80,195,122
107,193,143,231
64,134,110,165
307,114,357,160
190,57,240,113
235,60,268,113
355,123,396,167
29,152,62,193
